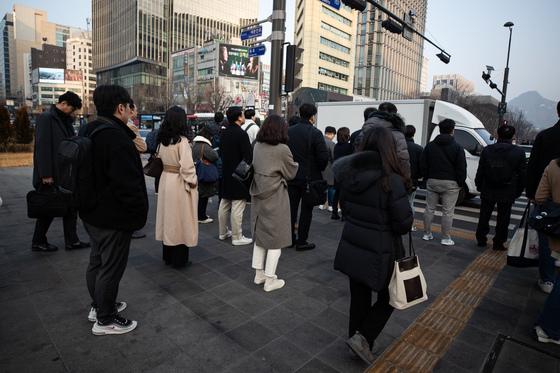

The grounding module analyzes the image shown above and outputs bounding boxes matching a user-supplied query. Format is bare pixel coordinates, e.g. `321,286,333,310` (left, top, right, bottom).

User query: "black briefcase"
26,186,72,218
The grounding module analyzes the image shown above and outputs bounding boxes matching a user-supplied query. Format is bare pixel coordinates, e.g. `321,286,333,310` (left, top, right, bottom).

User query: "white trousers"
218,199,246,240
251,244,282,277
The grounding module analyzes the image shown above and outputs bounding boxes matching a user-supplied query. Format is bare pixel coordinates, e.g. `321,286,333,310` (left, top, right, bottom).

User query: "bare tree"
204,82,232,113
505,108,537,143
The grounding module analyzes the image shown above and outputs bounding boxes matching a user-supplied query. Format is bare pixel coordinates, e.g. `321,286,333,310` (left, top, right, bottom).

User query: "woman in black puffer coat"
332,127,413,363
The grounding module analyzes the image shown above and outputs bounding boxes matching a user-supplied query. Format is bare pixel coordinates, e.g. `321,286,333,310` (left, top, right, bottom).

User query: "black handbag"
529,201,560,238
27,185,72,218
232,159,253,183
302,129,327,206
143,144,163,178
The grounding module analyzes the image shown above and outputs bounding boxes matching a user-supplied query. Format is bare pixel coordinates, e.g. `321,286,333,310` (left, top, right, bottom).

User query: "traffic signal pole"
269,0,286,115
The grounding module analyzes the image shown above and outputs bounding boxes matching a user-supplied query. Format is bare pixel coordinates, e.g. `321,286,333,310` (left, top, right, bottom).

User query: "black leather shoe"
296,242,316,251
331,213,340,220
65,241,91,250
32,243,58,252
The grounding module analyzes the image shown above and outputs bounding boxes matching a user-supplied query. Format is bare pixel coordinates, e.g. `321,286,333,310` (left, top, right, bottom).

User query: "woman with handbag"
250,115,298,292
155,106,198,268
192,126,220,224
332,127,413,363
534,158,560,345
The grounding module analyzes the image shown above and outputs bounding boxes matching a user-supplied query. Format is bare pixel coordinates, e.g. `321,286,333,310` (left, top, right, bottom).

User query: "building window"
319,52,349,68
321,5,352,26
320,37,350,54
321,22,351,41
318,82,348,95
318,67,348,82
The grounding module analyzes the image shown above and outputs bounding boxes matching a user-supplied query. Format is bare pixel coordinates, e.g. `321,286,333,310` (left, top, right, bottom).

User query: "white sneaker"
254,269,266,285
441,238,455,246
198,217,214,224
219,230,232,240
422,233,433,241
264,276,285,292
535,326,560,345
92,315,137,336
88,302,127,322
232,236,253,246
327,206,333,212
318,205,325,210
538,279,554,294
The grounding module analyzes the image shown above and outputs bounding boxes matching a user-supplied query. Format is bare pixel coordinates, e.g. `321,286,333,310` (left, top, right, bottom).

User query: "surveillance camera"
409,10,416,17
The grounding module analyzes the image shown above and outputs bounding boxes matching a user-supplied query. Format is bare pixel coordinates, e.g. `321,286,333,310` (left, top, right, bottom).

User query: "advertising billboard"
218,44,259,80
38,68,64,84
64,69,83,82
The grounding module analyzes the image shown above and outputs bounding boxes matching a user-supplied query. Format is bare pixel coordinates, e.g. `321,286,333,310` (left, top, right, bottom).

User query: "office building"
294,1,358,95
66,32,95,113
420,56,429,93
93,0,258,112
31,67,84,109
432,73,474,95
353,0,427,100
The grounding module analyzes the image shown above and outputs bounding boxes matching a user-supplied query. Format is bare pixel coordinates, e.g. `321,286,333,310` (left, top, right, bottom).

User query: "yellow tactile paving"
366,248,507,372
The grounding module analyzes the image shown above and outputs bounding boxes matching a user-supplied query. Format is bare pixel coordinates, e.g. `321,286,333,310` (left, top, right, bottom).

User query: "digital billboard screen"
218,44,259,80
64,69,83,82
38,68,65,84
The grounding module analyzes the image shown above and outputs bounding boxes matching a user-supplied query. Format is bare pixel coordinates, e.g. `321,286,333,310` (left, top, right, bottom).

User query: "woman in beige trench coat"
155,106,198,268
250,115,298,292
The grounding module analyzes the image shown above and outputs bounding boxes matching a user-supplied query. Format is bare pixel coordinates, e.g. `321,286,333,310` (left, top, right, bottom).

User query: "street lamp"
499,21,514,126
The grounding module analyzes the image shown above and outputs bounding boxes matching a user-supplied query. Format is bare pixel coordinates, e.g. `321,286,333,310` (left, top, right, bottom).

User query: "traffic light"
341,0,367,12
285,44,303,93
436,52,450,64
381,19,404,34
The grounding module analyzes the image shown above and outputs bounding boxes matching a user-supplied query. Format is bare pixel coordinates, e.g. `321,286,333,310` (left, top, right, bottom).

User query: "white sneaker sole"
422,236,433,241
92,320,138,335
232,240,253,246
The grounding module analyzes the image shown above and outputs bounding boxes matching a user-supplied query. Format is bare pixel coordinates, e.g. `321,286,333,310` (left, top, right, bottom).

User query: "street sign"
248,44,266,57
320,0,341,10
240,25,263,41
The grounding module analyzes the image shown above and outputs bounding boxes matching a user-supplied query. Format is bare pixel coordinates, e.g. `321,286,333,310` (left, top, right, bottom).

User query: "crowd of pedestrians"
27,85,560,359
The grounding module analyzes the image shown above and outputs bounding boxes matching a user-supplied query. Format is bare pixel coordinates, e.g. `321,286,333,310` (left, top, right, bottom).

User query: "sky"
3,0,559,102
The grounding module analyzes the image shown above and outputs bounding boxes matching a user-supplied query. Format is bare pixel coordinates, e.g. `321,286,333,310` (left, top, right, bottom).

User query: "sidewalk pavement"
0,167,558,372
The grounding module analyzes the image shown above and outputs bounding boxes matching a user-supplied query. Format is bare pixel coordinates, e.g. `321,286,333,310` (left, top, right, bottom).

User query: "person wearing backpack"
241,108,259,146
192,125,219,224
80,85,148,336
475,125,527,250
31,91,90,252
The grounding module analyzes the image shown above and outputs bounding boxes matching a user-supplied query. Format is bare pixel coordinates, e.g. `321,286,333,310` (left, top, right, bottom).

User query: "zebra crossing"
412,190,529,234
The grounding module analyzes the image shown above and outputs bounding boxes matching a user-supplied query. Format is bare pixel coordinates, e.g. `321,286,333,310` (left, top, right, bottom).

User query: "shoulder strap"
244,123,256,133
306,127,313,180
89,123,114,138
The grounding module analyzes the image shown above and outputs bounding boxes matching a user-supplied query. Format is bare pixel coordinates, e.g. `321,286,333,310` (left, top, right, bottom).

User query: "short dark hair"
497,125,515,140
299,103,317,120
244,108,255,119
405,125,416,139
364,107,377,121
256,114,288,145
58,91,82,109
198,125,213,141
325,126,336,135
214,112,224,123
337,127,350,143
379,102,397,114
226,106,243,124
93,85,131,117
288,115,300,127
439,119,456,135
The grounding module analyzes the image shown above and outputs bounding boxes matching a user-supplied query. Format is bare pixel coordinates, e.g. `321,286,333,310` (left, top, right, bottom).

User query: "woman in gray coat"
250,115,299,292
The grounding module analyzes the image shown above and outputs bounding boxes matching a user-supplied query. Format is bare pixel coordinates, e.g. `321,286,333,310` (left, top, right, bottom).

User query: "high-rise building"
432,73,474,95
294,1,358,96
0,13,15,102
93,0,258,112
420,56,429,93
66,32,96,113
353,0,427,100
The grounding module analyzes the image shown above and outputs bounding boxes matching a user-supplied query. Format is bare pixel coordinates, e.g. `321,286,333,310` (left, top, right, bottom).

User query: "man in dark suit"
218,106,253,246
31,91,90,252
287,103,329,251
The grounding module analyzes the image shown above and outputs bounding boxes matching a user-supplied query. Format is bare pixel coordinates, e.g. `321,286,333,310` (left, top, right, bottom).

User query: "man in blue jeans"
527,101,560,294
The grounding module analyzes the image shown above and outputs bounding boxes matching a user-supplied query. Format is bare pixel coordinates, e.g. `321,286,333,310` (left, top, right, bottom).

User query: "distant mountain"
509,91,557,130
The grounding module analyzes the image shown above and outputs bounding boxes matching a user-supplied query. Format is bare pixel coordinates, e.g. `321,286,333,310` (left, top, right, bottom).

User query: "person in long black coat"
332,126,413,364
31,92,90,252
218,106,253,246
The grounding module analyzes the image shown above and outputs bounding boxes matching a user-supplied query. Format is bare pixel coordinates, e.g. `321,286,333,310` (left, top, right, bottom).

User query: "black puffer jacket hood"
333,151,383,194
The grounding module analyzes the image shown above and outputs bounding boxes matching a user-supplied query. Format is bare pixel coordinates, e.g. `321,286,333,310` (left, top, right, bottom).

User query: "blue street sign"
240,25,263,41
320,0,341,10
248,44,266,57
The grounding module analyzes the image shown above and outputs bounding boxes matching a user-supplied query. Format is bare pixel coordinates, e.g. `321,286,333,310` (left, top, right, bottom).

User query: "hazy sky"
4,0,558,102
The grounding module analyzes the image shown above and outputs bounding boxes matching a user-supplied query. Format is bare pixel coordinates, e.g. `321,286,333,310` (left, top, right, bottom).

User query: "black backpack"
57,122,113,211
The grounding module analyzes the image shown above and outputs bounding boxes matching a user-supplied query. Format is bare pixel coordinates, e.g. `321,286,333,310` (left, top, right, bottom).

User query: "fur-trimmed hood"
333,151,383,193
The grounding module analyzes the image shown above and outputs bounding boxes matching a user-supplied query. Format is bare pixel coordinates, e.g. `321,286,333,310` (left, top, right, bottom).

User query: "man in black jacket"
288,103,329,251
475,125,526,250
32,91,90,252
527,101,560,294
420,119,467,246
405,125,424,230
81,85,148,336
218,106,253,246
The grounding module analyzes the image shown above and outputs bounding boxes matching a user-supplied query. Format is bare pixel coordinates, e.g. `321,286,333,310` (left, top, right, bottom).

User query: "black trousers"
349,278,394,349
32,208,79,245
288,184,314,244
475,198,513,245
84,223,132,323
198,197,209,220
162,244,189,268
332,186,341,216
